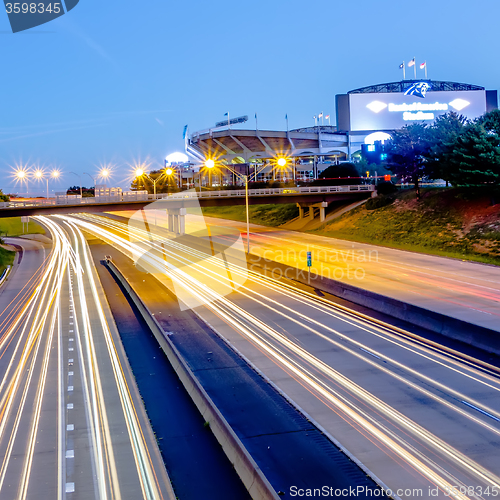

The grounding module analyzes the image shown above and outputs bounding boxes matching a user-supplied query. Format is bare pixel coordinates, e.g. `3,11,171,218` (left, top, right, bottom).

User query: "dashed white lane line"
69,348,74,352
65,482,75,493
67,424,74,431
68,371,74,376
68,386,74,392
67,404,73,410
66,450,74,459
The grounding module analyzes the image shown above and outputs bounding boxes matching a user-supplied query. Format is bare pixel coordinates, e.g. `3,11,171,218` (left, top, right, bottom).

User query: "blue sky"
1,0,499,193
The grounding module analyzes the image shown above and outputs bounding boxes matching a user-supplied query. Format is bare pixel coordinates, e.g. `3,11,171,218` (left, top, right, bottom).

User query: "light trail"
0,216,168,499
66,212,500,499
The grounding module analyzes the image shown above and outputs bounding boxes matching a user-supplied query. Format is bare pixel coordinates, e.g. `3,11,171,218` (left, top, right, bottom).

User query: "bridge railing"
0,185,374,209
157,184,374,200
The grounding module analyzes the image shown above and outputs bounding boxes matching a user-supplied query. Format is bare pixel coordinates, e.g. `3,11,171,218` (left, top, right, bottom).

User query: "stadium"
184,79,498,183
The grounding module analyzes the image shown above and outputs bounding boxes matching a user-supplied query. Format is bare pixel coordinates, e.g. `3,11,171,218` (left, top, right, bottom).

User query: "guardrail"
0,185,374,209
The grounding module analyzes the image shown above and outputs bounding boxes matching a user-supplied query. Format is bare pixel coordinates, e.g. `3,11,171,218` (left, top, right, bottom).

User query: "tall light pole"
204,158,276,254
49,169,61,198
134,168,169,200
98,167,112,185
83,172,95,196
15,168,30,196
70,172,83,196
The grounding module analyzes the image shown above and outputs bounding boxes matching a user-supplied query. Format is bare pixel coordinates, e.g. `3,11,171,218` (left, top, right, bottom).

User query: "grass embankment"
0,217,45,276
0,217,45,237
309,188,500,265
201,204,299,227
0,247,14,275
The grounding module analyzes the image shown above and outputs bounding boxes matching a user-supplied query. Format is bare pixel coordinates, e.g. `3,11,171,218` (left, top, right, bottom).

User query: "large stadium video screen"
349,90,487,132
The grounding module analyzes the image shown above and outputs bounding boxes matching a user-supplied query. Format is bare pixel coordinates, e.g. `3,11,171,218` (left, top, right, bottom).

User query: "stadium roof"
348,80,485,94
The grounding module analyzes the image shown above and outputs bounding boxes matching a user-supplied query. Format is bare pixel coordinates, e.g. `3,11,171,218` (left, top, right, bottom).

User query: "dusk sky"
1,0,499,193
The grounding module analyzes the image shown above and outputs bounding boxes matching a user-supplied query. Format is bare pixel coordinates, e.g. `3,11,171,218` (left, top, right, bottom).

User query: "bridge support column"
297,201,328,222
166,208,187,235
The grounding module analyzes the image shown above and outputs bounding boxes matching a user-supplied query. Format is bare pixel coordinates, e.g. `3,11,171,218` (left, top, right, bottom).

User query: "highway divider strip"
104,258,280,500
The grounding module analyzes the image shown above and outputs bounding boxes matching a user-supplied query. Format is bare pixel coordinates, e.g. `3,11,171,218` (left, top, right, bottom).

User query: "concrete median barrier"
104,258,279,500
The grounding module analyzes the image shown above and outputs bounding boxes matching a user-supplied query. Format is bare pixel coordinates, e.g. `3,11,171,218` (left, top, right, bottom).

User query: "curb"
104,259,279,500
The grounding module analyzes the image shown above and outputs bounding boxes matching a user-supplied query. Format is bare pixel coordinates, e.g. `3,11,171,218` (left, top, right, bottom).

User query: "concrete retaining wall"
105,259,279,500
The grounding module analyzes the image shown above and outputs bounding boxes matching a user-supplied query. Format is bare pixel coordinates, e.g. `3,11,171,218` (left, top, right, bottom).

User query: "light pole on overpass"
134,167,173,200
83,172,96,196
70,172,83,196
204,158,281,254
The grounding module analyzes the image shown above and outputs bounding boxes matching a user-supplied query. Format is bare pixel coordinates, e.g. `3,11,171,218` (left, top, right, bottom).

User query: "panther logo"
3,0,79,33
404,82,431,99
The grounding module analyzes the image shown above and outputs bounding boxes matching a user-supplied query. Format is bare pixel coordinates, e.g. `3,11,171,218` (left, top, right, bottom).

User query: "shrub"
376,182,398,196
365,195,394,210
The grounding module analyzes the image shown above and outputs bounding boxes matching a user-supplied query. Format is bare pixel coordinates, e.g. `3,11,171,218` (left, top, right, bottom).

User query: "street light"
48,169,61,199
83,172,96,196
32,168,46,198
70,172,83,196
14,168,30,195
134,168,168,200
204,159,270,254
277,157,287,168
98,167,112,182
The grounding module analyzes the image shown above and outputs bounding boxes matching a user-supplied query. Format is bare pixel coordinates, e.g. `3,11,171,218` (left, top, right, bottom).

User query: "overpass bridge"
0,184,374,233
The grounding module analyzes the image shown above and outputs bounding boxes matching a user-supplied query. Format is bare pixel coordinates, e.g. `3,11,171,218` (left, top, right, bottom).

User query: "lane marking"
65,483,75,493
67,404,73,410
359,347,381,360
69,348,74,352
462,401,500,422
67,424,74,431
65,450,74,459
68,386,74,392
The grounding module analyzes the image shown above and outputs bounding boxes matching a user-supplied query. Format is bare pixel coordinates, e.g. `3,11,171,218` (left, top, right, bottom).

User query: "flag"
420,61,426,69
325,115,330,119
399,63,404,69
285,114,288,119
318,112,323,118
255,113,257,119
224,112,228,116
408,59,415,67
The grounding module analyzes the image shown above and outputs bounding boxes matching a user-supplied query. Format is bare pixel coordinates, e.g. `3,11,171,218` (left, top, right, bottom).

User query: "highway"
0,218,173,499
64,211,500,499
112,211,500,334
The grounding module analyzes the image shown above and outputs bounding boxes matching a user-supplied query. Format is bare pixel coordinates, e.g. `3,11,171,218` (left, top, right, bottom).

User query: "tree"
0,189,9,202
425,112,468,183
314,162,362,185
446,122,500,187
130,170,177,194
480,109,500,136
385,123,431,199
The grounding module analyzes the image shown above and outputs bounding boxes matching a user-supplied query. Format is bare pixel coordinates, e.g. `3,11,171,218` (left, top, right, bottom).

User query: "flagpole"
413,57,416,79
425,61,428,79
286,114,289,133
402,61,406,81
255,113,258,132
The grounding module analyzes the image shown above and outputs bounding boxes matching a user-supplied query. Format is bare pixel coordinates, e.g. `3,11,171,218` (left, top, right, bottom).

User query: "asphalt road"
68,211,500,500
111,210,500,333
0,221,173,500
